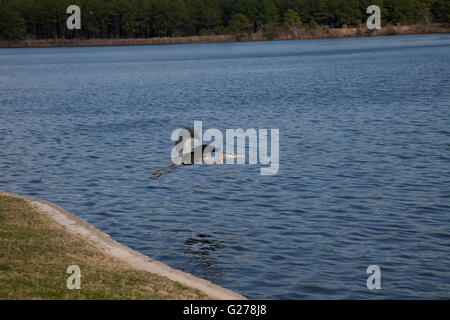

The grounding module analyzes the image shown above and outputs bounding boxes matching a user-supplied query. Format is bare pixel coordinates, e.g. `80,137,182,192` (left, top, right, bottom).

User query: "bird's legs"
151,154,245,179
151,163,182,179
151,163,175,175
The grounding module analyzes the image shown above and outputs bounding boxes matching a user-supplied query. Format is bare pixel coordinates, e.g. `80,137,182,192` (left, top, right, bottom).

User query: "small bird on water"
151,127,244,179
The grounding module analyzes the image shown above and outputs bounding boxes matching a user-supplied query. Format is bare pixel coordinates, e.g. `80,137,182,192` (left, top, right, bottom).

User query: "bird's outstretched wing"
175,127,202,156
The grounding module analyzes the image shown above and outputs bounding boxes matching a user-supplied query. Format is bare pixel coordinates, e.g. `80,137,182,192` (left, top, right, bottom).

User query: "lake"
1,34,449,299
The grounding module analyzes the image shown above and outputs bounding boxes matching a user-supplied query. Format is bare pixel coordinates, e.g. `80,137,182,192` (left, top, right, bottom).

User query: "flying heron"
151,127,244,179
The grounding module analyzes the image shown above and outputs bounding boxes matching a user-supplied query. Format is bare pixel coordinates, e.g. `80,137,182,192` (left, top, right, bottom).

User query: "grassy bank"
0,194,210,299
1,24,448,48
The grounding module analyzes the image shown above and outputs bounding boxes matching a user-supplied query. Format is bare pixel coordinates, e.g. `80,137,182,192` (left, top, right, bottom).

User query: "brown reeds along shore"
1,24,449,48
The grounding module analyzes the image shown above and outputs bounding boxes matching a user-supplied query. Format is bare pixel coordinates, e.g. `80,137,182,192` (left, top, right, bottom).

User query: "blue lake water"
1,34,449,299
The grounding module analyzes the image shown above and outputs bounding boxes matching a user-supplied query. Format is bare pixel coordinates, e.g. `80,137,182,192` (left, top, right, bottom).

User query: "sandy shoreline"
1,24,449,48
0,189,246,300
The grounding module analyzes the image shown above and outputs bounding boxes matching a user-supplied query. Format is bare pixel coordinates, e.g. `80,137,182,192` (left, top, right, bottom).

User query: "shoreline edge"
0,189,247,300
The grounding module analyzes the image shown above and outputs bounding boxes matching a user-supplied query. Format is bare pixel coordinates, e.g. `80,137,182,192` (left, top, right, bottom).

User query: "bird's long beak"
223,154,245,158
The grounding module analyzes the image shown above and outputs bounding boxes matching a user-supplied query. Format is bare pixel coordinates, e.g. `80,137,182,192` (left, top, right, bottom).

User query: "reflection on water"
185,233,222,268
1,34,450,299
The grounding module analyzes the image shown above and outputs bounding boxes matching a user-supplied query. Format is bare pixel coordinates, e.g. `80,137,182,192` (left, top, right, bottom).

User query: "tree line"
0,0,448,40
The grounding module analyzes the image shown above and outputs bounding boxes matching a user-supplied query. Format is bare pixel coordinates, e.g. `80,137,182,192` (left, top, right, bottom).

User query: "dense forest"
0,0,449,40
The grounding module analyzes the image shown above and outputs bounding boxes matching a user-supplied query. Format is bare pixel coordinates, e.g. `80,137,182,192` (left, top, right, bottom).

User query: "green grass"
0,195,211,299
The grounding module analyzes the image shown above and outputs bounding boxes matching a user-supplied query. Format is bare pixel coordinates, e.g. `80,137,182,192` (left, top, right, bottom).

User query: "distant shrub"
308,19,319,30
264,24,282,40
385,25,397,36
229,14,252,36
199,28,209,36
212,26,227,35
